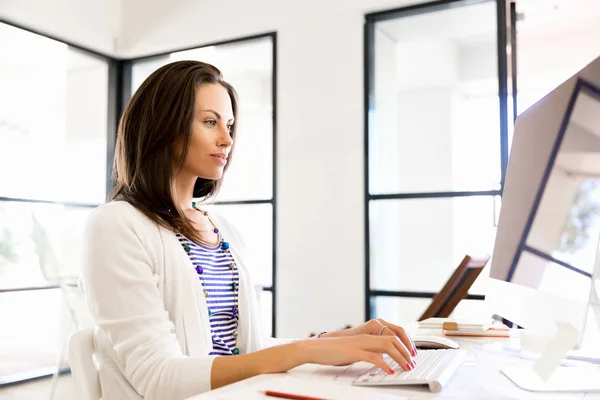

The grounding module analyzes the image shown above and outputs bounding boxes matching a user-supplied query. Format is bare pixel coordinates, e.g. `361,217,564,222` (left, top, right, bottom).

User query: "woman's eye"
205,120,217,126
227,124,234,132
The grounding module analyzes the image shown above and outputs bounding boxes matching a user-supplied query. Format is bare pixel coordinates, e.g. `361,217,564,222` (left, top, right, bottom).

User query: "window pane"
260,290,273,337
371,296,488,325
0,201,93,290
369,196,497,293
0,289,62,382
130,37,274,202
206,203,272,287
0,23,109,204
514,250,591,304
515,0,600,117
369,1,500,194
371,296,430,324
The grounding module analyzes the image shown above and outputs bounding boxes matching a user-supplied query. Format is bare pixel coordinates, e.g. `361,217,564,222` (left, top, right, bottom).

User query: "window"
365,0,505,321
128,34,277,337
365,0,600,322
0,21,111,384
0,23,109,205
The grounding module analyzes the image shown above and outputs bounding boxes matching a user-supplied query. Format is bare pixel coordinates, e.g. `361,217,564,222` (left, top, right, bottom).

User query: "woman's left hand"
320,319,417,356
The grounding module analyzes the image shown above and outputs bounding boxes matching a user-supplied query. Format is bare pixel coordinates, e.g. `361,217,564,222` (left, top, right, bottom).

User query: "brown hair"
110,60,238,244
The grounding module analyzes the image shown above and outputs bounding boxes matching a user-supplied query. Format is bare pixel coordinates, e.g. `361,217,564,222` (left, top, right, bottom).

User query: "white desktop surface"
187,330,600,400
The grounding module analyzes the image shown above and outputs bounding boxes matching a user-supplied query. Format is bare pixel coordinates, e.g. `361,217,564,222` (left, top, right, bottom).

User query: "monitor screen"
488,56,600,340
509,84,600,305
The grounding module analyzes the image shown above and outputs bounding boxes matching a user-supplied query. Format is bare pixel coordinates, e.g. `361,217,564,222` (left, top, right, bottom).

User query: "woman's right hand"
296,334,416,374
212,333,416,390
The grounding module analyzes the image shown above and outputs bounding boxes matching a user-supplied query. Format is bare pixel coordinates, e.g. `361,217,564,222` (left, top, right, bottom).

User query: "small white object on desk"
412,335,459,350
417,317,493,331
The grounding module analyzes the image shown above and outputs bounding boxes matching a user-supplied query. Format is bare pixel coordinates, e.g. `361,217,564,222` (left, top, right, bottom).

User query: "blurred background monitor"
487,54,600,350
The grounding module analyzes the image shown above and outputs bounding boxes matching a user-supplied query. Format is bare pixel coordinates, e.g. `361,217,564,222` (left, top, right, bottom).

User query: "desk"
188,332,600,399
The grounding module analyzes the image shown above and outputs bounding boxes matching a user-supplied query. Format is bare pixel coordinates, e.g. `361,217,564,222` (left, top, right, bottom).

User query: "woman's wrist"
281,339,314,369
319,326,358,339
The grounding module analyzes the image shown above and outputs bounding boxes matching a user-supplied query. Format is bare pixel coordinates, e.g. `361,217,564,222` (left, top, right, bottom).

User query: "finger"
383,336,414,370
378,319,417,357
360,351,395,374
377,319,415,351
376,324,414,359
361,335,412,370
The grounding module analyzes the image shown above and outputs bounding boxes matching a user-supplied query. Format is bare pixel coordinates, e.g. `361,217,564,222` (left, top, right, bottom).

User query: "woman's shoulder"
85,200,157,233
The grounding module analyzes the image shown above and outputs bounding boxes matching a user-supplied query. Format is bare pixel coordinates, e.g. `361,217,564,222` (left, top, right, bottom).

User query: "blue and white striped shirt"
176,233,239,356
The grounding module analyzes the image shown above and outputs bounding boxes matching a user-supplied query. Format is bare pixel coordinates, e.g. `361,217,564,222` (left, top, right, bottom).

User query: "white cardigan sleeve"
81,203,216,399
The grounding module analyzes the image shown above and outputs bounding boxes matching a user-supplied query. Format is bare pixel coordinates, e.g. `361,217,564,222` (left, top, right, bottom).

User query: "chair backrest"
418,255,491,321
68,329,101,400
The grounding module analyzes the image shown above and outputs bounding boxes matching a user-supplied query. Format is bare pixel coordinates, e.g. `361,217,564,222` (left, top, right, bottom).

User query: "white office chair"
48,276,90,399
31,214,95,399
68,329,101,400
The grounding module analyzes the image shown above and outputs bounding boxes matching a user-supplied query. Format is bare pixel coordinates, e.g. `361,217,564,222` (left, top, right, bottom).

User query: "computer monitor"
487,54,600,349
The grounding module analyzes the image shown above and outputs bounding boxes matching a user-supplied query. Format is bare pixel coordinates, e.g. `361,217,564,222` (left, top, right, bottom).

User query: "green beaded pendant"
231,282,237,291
183,244,190,253
232,348,240,355
192,201,196,207
208,309,212,316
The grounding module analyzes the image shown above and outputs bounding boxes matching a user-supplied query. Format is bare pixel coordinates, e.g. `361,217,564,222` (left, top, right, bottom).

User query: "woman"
81,60,417,399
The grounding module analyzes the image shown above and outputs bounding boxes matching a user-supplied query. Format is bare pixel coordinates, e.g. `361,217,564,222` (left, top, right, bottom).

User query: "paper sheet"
210,375,407,400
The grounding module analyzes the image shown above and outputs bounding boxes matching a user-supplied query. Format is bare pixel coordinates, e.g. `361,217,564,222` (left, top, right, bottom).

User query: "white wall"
117,0,421,338
0,0,121,55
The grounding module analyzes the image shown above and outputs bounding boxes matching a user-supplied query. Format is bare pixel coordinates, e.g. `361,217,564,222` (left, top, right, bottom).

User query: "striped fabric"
176,233,239,356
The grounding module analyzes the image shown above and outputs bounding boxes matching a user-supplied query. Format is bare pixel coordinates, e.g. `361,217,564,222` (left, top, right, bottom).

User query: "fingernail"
411,360,417,368
405,363,412,370
389,368,395,374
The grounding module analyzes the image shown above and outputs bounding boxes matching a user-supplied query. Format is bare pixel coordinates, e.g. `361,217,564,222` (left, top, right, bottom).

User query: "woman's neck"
173,171,196,212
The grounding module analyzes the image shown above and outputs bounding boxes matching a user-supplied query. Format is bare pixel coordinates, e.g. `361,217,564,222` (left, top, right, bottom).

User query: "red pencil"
263,390,328,400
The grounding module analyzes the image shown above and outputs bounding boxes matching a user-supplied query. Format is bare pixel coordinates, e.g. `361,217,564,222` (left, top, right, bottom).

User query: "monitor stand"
566,303,600,364
501,365,600,392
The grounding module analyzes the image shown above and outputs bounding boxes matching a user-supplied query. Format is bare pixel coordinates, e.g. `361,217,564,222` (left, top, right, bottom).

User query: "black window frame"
363,0,510,320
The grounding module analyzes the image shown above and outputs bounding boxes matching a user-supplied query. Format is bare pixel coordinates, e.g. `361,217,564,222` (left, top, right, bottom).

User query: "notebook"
418,317,510,337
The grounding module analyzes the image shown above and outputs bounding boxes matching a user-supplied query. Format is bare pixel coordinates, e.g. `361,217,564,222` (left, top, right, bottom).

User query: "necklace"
179,203,240,355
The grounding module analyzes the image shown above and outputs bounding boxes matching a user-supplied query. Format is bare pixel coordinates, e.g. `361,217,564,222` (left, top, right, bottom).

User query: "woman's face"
174,83,235,180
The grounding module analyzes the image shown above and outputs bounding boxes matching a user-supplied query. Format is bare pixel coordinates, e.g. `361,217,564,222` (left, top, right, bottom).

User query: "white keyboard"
352,349,466,392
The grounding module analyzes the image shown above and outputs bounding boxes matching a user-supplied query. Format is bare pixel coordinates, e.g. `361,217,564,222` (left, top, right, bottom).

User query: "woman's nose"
218,127,233,147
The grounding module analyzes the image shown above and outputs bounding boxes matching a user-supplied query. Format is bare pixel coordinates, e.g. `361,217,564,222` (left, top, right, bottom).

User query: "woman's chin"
200,169,224,181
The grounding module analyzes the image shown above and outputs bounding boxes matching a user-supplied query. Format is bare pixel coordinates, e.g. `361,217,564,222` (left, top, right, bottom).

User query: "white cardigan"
81,201,285,400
